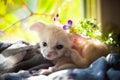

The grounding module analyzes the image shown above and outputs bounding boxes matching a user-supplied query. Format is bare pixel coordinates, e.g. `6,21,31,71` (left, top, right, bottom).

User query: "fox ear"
68,34,81,44
30,22,46,33
68,34,90,45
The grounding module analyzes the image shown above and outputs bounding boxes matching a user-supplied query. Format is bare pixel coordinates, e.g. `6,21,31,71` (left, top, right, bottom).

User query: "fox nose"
47,54,52,57
47,52,53,57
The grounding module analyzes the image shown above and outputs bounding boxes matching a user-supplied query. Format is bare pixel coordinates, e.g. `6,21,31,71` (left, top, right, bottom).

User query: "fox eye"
42,42,47,47
56,45,63,50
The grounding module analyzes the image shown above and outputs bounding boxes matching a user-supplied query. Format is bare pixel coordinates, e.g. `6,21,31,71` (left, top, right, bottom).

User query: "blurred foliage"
69,18,118,47
0,0,118,47
0,0,81,43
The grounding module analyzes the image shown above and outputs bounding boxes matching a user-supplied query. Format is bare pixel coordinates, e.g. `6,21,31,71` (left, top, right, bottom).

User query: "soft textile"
0,53,120,80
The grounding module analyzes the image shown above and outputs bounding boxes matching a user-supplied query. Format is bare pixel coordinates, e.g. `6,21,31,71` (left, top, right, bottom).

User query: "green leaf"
0,13,18,30
0,1,6,16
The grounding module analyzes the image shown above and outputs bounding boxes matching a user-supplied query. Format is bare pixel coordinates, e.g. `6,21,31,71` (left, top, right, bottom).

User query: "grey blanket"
0,41,52,74
0,53,120,80
0,41,120,80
